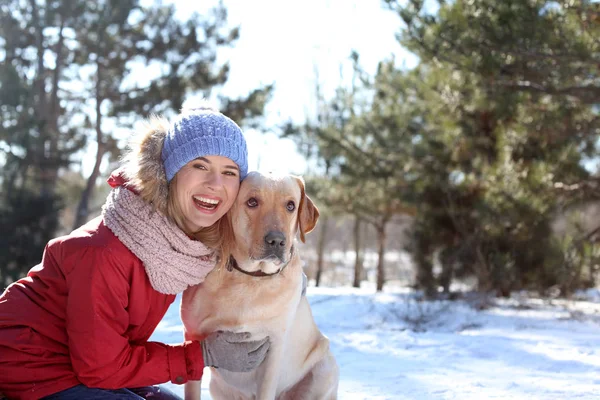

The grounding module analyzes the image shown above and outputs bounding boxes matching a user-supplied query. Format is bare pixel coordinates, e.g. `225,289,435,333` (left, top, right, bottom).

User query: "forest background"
2,0,600,300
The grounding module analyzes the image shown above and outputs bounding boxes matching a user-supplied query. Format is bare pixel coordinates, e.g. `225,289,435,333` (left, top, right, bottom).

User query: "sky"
170,0,418,176
151,284,600,399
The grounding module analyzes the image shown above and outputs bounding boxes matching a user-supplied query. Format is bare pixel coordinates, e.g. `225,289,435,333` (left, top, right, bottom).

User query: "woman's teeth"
193,196,220,210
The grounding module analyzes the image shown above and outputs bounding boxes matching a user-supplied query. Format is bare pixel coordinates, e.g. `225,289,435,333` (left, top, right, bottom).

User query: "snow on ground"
150,285,600,399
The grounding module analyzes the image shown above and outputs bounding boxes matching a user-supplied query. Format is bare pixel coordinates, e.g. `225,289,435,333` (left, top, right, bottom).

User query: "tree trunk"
474,244,493,293
376,222,387,292
30,0,52,196
48,16,65,163
352,216,363,288
439,248,454,293
74,139,104,229
74,54,106,229
315,216,328,287
416,253,435,297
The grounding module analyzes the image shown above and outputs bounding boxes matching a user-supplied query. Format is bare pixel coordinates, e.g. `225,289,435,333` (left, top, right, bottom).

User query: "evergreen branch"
496,80,600,103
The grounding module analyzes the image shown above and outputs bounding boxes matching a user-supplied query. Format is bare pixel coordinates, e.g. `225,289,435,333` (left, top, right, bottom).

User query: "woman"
0,106,269,399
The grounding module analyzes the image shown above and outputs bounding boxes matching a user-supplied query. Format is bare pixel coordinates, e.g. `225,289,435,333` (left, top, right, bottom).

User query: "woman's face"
173,155,241,233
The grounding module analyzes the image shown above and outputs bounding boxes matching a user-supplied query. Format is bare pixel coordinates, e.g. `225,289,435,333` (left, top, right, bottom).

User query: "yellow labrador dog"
181,172,339,400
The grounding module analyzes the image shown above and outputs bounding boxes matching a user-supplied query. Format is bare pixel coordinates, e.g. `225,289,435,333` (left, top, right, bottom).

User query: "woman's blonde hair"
165,174,234,270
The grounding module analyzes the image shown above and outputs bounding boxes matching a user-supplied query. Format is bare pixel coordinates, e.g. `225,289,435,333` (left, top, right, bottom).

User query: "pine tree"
0,0,86,285
284,56,418,291
71,1,272,228
0,0,272,285
385,0,600,295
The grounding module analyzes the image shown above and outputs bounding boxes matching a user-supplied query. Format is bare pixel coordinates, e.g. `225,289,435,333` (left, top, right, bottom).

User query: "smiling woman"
0,105,271,400
169,155,241,234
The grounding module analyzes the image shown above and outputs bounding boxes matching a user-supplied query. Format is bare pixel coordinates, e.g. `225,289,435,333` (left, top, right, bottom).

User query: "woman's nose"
205,171,222,188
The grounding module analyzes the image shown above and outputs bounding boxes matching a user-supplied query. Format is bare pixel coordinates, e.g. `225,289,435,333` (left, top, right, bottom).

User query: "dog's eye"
247,197,258,208
286,201,295,212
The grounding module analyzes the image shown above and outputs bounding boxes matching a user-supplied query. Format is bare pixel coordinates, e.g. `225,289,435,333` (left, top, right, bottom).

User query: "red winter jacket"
0,177,205,400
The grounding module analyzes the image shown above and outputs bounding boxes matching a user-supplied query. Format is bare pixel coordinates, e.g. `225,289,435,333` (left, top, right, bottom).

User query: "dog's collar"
227,246,295,277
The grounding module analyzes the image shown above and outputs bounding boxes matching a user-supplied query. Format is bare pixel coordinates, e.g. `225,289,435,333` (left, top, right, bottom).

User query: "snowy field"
150,285,600,400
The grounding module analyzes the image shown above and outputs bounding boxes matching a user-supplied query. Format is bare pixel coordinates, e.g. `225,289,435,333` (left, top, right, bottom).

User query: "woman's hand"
201,331,270,372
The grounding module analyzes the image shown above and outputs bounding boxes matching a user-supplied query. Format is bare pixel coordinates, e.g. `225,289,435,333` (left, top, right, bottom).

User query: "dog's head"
229,171,319,274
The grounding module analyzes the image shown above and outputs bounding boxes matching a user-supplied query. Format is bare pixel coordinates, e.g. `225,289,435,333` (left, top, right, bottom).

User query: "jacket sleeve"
64,246,204,388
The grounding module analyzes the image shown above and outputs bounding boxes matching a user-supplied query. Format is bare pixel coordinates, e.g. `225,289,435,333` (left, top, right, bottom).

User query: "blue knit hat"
162,106,248,181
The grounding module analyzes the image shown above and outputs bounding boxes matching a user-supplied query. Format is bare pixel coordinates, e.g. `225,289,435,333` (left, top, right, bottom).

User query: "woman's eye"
224,171,238,177
193,163,207,170
247,197,258,208
286,201,295,212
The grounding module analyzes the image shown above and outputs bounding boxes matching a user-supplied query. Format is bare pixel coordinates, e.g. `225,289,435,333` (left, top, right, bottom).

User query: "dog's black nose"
264,231,286,248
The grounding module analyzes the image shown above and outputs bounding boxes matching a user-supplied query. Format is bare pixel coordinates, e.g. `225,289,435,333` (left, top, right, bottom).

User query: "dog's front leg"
184,380,202,400
256,337,285,400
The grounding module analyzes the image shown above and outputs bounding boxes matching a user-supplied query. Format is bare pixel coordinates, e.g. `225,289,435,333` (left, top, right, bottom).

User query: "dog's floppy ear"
293,176,320,243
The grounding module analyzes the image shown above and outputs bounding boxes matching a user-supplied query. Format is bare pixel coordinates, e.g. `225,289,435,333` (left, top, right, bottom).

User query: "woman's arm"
64,246,204,388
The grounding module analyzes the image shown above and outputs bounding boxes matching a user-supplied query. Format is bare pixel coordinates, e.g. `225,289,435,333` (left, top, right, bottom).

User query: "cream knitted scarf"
102,186,215,295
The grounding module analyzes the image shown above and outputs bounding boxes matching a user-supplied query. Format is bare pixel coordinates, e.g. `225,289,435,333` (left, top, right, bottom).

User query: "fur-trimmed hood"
118,116,171,215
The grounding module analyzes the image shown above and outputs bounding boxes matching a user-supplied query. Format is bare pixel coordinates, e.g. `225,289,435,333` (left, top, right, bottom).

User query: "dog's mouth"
250,254,285,266
230,245,296,276
264,255,285,266
192,195,221,211
251,245,295,266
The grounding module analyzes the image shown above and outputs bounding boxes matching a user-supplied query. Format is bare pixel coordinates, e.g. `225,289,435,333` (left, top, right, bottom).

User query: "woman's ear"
293,176,320,243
